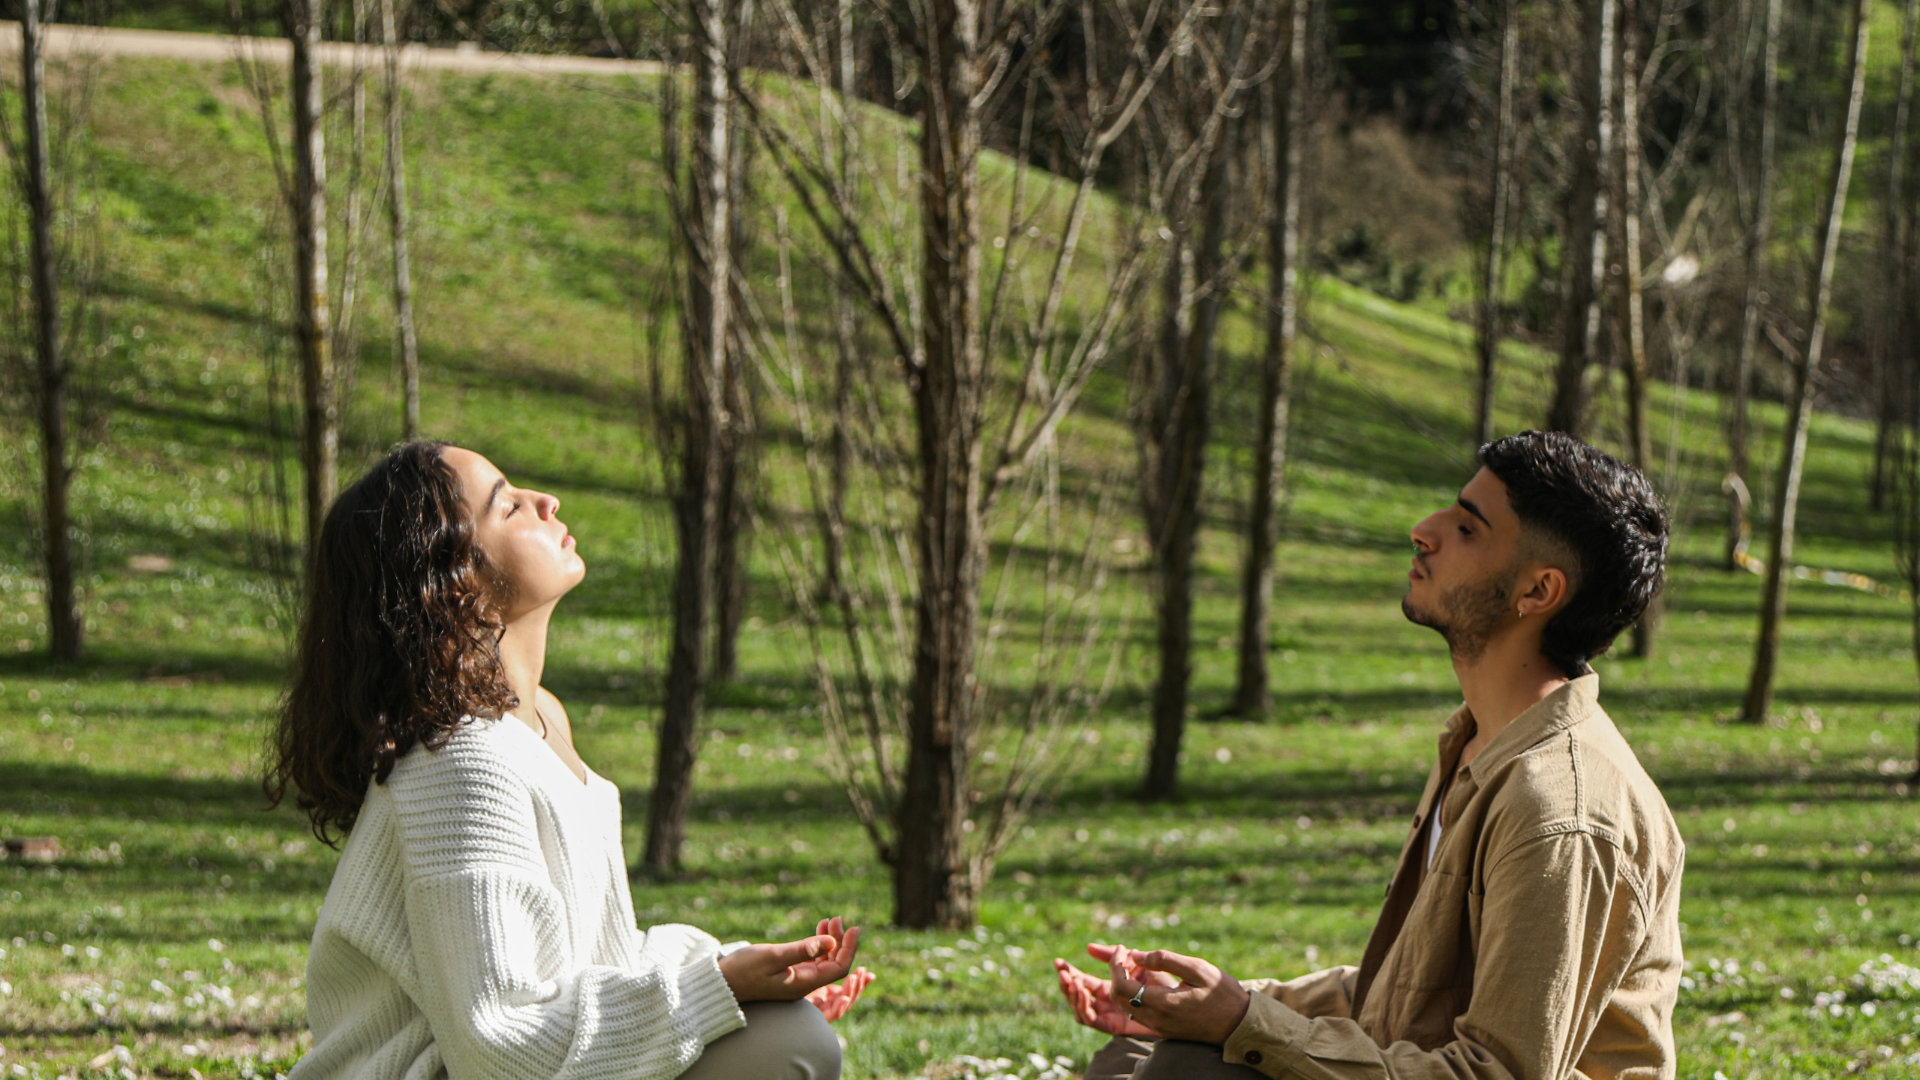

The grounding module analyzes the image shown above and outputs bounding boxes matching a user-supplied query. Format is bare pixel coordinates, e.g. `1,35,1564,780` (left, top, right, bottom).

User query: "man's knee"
683,1000,841,1080
1131,1039,1262,1080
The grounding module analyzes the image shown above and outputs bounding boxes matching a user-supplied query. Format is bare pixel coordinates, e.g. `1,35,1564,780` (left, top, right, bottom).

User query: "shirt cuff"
1221,991,1312,1078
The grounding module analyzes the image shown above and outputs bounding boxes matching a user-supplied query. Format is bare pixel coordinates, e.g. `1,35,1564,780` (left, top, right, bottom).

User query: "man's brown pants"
1085,1035,1268,1080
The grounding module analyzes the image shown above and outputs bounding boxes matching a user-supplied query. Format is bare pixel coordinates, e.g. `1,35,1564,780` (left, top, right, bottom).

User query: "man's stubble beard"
1402,564,1517,665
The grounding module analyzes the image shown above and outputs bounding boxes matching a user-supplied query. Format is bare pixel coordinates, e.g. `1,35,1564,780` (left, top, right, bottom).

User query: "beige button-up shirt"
1221,675,1685,1080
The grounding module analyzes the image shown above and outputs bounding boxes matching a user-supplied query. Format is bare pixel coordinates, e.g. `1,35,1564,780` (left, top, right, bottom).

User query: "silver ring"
1129,987,1146,1009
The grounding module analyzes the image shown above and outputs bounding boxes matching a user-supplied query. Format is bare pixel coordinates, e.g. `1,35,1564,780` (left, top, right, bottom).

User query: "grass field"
1,54,1918,1080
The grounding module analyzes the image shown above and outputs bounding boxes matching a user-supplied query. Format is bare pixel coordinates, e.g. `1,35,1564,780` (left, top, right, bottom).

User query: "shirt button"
1245,1051,1263,1065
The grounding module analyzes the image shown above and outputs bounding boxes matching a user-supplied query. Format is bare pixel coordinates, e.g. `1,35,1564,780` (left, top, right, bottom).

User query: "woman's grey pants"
679,1001,842,1080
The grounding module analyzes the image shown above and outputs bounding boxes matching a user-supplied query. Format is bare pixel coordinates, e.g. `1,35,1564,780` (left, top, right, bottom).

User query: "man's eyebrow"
1457,496,1492,528
484,477,507,514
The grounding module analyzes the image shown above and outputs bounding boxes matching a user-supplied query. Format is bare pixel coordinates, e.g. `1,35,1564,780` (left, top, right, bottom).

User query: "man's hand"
718,916,862,1004
806,966,875,1021
1053,944,1174,1038
1103,946,1252,1046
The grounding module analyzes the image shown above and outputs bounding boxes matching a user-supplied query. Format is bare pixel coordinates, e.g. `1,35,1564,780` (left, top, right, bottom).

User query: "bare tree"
1741,0,1869,723
820,0,857,605
6,0,81,660
1893,324,1920,785
1545,0,1615,438
1872,0,1920,512
1472,0,1520,448
710,98,758,685
746,0,1211,925
1613,0,1659,657
1725,0,1779,569
645,0,748,875
1138,5,1264,800
285,0,337,556
1232,0,1308,721
381,0,422,439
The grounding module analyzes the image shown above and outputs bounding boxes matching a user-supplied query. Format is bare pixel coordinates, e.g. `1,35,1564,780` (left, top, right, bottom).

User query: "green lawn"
1,55,1918,1080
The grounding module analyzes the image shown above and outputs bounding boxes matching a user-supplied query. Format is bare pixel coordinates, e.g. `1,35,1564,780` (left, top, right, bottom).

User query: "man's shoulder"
1486,703,1683,876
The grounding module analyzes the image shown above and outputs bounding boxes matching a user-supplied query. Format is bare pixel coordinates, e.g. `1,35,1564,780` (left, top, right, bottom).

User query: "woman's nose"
536,492,560,518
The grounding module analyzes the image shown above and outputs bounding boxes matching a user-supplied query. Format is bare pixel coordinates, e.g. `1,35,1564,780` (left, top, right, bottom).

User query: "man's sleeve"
1219,831,1643,1080
1241,966,1359,1020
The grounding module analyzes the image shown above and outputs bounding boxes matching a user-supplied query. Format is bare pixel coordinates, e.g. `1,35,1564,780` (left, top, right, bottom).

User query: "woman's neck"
497,605,554,726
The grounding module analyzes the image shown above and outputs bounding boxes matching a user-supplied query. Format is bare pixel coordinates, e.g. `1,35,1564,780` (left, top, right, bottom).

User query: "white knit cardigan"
290,716,745,1080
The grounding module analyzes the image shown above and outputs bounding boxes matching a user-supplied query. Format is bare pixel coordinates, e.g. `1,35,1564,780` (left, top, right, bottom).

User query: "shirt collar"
1436,674,1602,785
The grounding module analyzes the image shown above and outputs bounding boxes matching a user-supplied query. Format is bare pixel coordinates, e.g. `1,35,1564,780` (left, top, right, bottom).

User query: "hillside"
0,55,1915,1078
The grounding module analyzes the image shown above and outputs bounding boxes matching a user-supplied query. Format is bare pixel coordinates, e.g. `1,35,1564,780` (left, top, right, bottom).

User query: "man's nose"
1410,515,1439,551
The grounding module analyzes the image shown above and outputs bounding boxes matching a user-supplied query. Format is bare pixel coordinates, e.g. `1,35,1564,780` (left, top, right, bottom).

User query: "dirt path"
0,21,662,78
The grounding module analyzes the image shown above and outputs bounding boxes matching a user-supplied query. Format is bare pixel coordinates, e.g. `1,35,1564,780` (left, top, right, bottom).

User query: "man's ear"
1515,564,1570,620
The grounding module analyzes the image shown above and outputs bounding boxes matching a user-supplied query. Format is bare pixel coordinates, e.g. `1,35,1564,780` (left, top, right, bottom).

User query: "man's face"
1403,468,1527,662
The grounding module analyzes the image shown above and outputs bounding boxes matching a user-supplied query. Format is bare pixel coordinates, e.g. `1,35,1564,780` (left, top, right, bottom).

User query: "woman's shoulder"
377,719,560,876
384,719,543,848
389,716,525,783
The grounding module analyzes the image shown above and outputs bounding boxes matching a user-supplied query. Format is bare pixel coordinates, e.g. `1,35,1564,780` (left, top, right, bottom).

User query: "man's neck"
498,604,555,730
1451,639,1570,768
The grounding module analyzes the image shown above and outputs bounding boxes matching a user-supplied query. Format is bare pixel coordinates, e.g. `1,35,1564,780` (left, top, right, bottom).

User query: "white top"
290,716,745,1080
1426,772,1450,869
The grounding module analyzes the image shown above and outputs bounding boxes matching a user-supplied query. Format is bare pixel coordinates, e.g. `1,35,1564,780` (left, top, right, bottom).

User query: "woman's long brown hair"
265,441,518,845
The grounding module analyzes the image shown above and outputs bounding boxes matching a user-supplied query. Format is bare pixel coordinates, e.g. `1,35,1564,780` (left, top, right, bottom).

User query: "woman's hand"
1052,944,1170,1038
718,916,863,1004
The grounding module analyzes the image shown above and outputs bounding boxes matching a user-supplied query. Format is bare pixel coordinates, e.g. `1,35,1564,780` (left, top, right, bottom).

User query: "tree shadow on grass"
0,1016,311,1040
1643,764,1914,806
0,648,288,687
0,760,293,835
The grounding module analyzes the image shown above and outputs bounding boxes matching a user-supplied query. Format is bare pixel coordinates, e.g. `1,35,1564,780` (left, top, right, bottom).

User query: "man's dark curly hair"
265,441,518,845
1478,431,1668,679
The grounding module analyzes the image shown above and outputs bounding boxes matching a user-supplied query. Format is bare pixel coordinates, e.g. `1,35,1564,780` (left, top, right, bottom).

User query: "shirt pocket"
1389,869,1476,992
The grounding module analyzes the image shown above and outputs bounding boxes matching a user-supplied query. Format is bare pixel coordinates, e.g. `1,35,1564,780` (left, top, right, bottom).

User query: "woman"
267,442,871,1080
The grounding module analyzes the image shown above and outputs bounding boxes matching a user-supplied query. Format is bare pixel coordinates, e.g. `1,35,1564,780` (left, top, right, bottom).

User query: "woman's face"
443,446,585,620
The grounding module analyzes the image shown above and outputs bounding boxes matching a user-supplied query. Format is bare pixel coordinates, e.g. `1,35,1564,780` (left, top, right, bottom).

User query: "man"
1056,431,1683,1080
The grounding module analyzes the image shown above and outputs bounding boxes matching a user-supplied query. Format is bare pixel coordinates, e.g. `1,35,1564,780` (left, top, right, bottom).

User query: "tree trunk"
1545,0,1615,437
710,359,752,682
1473,0,1518,448
381,0,421,440
339,1,369,358
1911,590,1920,783
821,0,856,605
1615,0,1658,658
19,0,81,662
1742,0,1869,723
1232,0,1307,720
1144,235,1198,801
1873,0,1920,512
711,84,756,686
1728,0,1780,569
894,0,988,929
287,0,336,557
647,0,735,873
1144,121,1235,801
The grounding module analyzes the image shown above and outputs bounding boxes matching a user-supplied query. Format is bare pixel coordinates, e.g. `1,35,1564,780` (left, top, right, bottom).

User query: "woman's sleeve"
392,741,745,1080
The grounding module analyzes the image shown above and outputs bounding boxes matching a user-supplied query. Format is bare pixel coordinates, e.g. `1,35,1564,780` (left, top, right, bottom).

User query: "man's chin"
1401,594,1439,630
